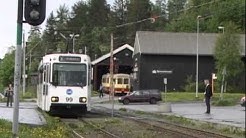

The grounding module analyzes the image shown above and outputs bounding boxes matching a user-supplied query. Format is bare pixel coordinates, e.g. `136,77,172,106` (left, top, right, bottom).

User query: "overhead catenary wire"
115,0,219,28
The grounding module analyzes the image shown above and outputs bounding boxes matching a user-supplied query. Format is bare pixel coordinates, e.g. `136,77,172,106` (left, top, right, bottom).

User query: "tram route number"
66,97,73,102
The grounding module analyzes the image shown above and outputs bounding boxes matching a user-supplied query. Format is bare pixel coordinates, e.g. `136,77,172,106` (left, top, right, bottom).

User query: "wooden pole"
110,33,114,117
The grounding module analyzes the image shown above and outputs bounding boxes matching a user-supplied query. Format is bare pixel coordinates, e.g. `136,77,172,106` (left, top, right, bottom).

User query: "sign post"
212,73,217,94
163,78,167,103
220,67,226,100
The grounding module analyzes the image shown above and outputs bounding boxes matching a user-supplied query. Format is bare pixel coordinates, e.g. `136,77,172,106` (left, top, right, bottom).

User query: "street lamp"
196,15,202,98
218,26,226,98
69,34,80,53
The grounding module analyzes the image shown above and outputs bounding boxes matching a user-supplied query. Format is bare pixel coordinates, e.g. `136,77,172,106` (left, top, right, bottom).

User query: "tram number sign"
66,97,73,102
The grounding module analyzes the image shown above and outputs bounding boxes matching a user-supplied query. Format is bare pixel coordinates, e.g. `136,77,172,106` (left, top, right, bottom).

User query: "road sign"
163,78,167,84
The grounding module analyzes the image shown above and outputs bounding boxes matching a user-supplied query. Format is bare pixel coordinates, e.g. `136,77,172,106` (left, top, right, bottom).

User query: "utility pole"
13,0,23,137
110,33,114,117
196,15,201,98
22,30,26,95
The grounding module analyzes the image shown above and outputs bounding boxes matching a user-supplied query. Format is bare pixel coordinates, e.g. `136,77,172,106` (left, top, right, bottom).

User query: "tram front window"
52,63,87,86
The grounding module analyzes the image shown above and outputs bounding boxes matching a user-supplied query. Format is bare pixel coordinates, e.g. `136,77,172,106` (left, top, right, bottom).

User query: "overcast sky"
0,0,154,59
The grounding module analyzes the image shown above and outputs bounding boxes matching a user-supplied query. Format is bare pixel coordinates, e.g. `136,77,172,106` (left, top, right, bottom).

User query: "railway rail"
59,106,237,138
61,112,122,138
79,118,121,138
92,106,234,138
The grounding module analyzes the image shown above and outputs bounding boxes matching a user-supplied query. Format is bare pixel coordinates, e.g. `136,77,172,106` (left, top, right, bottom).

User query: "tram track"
78,118,121,138
60,112,122,138
92,106,234,138
59,106,237,138
123,116,232,138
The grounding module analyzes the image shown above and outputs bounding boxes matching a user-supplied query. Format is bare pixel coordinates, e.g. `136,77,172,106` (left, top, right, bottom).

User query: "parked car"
118,89,162,105
240,96,245,107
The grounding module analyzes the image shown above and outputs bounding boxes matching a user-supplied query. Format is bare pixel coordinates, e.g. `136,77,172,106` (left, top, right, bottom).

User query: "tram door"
43,64,50,111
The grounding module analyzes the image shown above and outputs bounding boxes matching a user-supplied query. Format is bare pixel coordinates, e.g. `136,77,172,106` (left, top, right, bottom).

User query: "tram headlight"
79,97,87,103
51,97,59,102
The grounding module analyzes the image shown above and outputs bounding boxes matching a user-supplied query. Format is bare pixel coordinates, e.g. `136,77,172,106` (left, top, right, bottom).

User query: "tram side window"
43,65,47,82
123,78,129,84
117,78,122,84
102,78,106,83
38,73,43,84
38,65,44,84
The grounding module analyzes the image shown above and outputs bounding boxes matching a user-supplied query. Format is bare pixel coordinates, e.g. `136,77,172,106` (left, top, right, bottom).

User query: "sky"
0,0,155,59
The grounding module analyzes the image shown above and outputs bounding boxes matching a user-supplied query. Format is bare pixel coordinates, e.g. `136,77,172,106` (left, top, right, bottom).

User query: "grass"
131,110,245,138
163,92,244,106
0,112,72,138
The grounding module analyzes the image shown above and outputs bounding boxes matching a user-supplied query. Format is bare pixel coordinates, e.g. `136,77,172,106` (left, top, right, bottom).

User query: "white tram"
37,53,91,114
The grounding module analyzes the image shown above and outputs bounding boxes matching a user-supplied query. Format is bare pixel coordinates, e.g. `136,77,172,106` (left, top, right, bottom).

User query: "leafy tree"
111,0,129,46
0,48,15,87
209,0,245,33
214,22,244,92
54,5,71,52
127,0,153,44
166,0,245,33
88,0,110,27
167,0,186,21
151,0,168,31
56,4,70,29
68,1,90,33
42,12,59,53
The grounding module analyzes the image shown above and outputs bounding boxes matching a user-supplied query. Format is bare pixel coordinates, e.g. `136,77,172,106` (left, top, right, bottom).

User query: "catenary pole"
22,30,26,95
13,0,23,137
196,15,201,98
110,33,114,117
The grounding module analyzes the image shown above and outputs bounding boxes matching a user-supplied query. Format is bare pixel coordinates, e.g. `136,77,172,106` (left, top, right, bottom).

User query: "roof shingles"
134,31,245,56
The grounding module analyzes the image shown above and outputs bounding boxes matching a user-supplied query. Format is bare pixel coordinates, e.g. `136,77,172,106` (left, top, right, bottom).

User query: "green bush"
21,86,37,99
182,75,204,92
212,99,236,106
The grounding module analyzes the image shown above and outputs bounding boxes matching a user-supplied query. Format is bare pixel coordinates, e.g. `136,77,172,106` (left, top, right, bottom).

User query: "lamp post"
218,26,226,99
70,34,80,53
196,15,202,98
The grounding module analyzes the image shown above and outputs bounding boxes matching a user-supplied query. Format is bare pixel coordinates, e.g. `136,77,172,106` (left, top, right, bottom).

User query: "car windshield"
131,91,143,96
129,91,136,95
52,63,87,86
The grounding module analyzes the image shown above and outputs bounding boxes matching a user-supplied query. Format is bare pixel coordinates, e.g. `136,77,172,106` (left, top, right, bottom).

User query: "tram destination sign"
59,56,81,62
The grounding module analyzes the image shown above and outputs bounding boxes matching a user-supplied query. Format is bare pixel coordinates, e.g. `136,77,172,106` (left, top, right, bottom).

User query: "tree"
127,0,153,44
151,0,168,31
111,0,129,46
42,12,59,53
0,48,15,87
167,0,186,21
214,22,244,92
165,0,245,33
88,0,110,27
68,1,90,33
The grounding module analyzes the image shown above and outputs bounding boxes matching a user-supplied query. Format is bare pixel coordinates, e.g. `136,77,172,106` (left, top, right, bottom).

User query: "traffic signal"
24,0,46,26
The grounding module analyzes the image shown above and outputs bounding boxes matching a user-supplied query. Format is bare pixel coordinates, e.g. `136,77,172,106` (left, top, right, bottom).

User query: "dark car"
118,89,162,105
